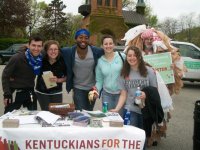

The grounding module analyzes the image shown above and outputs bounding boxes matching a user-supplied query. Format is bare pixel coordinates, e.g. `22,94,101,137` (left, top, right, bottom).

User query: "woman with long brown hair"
111,46,157,129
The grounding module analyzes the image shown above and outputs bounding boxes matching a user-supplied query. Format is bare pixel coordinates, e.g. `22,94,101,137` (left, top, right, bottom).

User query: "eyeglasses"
48,49,59,52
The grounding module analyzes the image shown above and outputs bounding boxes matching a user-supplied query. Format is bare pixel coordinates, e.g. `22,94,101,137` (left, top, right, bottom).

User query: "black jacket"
141,86,164,137
2,49,36,98
36,55,67,94
142,86,164,123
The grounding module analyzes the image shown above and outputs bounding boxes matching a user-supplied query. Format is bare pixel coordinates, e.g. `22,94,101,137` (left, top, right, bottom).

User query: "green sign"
143,52,175,84
184,60,200,70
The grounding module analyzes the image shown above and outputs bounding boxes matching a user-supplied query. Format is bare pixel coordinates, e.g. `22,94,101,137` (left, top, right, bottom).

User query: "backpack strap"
118,51,124,63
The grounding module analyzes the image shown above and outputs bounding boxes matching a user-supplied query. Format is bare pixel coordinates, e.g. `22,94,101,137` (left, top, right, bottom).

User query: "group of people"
2,29,103,113
2,26,184,148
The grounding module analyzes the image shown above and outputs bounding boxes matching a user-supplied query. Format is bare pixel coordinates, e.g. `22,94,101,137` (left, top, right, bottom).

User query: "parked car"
0,43,26,65
114,45,126,52
171,41,200,82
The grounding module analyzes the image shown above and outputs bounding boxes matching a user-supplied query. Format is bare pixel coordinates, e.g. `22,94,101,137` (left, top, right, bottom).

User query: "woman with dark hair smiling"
110,46,158,128
95,34,125,116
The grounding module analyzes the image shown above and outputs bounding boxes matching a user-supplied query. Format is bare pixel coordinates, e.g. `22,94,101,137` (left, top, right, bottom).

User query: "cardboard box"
2,119,19,128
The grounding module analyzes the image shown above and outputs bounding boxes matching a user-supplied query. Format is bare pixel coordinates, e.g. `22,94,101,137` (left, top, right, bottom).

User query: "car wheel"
0,56,4,65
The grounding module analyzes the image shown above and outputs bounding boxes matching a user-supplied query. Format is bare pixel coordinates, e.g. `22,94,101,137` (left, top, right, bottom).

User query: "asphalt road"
0,65,199,150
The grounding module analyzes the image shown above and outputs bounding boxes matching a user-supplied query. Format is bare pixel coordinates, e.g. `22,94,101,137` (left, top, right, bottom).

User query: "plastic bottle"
124,109,131,125
135,87,142,105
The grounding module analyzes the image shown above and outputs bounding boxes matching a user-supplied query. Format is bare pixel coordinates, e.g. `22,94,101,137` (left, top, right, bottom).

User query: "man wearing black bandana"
2,35,43,113
61,29,104,111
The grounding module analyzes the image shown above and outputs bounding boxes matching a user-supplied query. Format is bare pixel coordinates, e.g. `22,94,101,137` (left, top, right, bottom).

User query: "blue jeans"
123,109,144,129
73,88,95,111
123,109,146,149
101,90,123,116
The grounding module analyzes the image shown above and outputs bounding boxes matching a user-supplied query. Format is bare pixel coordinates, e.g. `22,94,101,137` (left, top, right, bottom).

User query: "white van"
171,41,200,82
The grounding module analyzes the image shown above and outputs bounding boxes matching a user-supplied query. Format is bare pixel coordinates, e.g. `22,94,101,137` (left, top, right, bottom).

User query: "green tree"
0,0,31,37
66,14,82,46
122,0,136,10
28,0,48,36
144,5,158,27
158,17,178,39
122,0,158,27
38,0,68,42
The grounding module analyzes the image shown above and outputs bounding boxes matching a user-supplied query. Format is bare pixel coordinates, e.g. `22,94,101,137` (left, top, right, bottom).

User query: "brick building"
78,0,146,45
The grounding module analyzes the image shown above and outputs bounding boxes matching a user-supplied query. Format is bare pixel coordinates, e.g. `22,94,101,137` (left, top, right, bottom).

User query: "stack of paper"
103,112,124,127
36,111,61,125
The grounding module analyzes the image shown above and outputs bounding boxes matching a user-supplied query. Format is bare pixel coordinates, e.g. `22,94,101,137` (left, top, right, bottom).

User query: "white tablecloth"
0,120,145,150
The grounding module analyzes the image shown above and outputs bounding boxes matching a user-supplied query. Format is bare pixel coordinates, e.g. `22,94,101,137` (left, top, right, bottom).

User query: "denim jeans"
73,88,95,111
123,109,146,149
123,109,144,129
101,90,123,117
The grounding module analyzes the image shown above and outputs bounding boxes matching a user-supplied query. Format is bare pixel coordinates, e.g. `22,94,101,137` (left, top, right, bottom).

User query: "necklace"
49,59,56,64
77,49,88,59
105,52,115,62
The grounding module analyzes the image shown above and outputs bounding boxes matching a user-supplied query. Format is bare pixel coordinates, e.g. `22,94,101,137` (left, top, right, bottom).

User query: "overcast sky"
38,0,200,20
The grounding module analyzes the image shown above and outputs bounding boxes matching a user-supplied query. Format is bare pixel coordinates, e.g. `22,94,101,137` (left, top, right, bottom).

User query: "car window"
180,45,200,59
13,45,23,52
179,45,190,57
114,46,125,52
190,47,200,59
172,43,200,59
6,44,24,52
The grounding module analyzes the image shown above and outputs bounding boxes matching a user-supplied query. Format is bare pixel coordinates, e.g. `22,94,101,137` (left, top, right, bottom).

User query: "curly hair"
43,40,60,60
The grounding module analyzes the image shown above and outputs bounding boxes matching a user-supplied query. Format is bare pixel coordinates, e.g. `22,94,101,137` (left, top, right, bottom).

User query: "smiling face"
102,37,115,54
126,49,139,69
28,40,43,57
47,44,59,60
76,34,89,50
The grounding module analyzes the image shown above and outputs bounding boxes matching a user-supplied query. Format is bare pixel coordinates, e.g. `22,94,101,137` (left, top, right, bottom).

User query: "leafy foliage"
0,0,31,37
144,5,158,27
122,0,136,10
28,0,48,36
0,38,28,49
37,0,70,43
158,13,200,46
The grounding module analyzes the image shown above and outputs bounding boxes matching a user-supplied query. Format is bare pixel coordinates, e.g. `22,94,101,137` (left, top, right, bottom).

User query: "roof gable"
122,10,147,25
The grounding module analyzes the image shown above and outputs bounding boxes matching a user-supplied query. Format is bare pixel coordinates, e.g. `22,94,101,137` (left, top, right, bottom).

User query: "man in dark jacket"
61,29,104,111
2,35,43,113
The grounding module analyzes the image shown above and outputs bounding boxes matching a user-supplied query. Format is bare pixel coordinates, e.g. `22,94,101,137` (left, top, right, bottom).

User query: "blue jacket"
61,45,104,93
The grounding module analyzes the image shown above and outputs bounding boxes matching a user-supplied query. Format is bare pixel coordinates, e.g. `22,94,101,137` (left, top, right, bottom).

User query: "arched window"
112,0,117,7
105,0,110,6
97,0,102,6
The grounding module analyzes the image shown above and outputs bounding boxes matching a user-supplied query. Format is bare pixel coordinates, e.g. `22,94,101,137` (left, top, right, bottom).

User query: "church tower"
79,0,128,45
136,0,146,15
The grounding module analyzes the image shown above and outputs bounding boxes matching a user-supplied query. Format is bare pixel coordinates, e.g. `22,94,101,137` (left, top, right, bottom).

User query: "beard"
145,44,153,49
